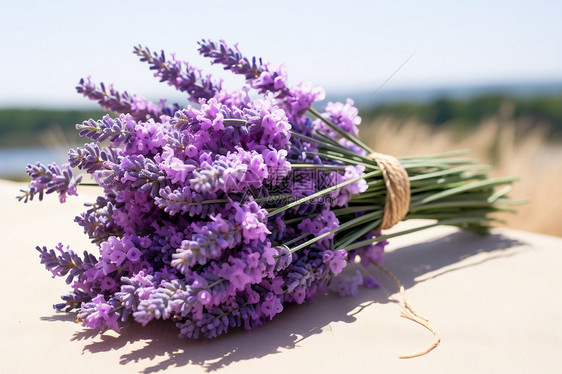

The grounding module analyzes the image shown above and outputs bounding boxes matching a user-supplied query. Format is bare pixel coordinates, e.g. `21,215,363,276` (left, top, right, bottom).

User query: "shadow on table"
43,230,526,373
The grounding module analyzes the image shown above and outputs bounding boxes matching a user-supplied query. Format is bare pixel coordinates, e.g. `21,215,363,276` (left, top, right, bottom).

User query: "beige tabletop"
1,179,561,373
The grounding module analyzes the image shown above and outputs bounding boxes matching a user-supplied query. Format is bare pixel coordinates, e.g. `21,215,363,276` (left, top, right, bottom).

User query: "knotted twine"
367,151,441,358
368,152,411,230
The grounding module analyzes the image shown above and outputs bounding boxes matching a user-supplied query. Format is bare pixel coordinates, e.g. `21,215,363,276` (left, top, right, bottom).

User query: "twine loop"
370,262,441,359
365,153,439,358
368,152,411,230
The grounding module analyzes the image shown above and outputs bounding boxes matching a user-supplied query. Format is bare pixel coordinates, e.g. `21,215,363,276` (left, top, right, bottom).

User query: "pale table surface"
1,179,561,374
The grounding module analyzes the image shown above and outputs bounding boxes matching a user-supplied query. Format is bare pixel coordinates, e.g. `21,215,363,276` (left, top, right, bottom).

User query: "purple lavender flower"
76,77,178,120
198,39,264,80
54,291,91,312
362,276,380,289
78,295,121,332
19,162,82,203
36,243,97,284
326,165,368,207
114,271,156,320
232,200,271,243
171,214,241,270
214,87,251,108
155,186,219,218
68,143,122,174
117,155,166,197
134,45,221,102
76,114,136,145
250,64,288,94
327,250,347,275
297,210,340,244
197,39,290,99
328,269,364,296
189,149,268,195
282,243,335,304
314,99,361,138
74,196,120,243
260,292,283,319
249,99,292,149
132,279,187,326
348,231,388,267
281,82,325,121
158,145,196,184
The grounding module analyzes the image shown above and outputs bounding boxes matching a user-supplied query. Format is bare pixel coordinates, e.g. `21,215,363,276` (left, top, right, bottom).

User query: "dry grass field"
360,110,562,237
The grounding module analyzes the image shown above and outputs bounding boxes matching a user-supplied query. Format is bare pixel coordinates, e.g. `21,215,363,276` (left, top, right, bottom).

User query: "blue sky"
1,0,561,107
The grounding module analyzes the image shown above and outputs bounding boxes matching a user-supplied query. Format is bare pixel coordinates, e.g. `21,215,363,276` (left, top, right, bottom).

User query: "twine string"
363,152,440,358
369,262,441,359
368,152,411,229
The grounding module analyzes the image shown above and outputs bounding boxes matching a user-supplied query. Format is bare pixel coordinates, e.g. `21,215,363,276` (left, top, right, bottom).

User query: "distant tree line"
0,109,108,147
1,94,562,147
361,94,562,137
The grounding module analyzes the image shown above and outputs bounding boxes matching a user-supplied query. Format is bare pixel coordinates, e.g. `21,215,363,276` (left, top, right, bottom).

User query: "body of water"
0,147,70,178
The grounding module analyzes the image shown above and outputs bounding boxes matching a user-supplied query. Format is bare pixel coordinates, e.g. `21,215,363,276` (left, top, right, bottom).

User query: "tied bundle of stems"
273,107,521,254
18,39,523,355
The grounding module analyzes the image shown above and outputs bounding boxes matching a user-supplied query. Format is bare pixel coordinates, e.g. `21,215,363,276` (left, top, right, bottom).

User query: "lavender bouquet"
19,40,519,343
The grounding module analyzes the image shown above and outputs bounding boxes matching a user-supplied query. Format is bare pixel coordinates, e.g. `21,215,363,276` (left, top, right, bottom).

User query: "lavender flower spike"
198,39,264,80
76,114,136,145
134,45,221,103
18,162,82,203
198,39,288,97
76,77,179,121
36,243,97,285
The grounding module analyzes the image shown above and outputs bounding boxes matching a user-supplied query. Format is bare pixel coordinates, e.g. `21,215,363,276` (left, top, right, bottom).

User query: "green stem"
415,177,520,205
307,107,375,154
287,211,381,253
343,217,495,252
334,218,382,250
290,164,347,170
267,169,381,218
